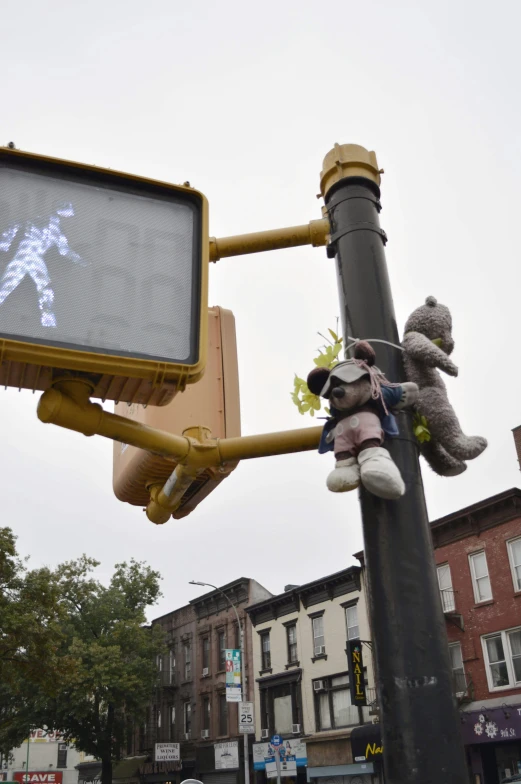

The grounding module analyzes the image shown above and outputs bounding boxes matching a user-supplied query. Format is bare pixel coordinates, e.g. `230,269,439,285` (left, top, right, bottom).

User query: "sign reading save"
14,774,63,784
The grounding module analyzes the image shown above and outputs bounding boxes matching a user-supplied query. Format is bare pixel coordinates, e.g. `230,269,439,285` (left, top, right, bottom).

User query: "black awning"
350,723,383,763
75,762,102,782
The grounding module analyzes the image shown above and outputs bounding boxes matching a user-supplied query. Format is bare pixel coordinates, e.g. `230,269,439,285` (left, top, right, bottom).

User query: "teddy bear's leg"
420,440,467,477
326,457,361,493
358,447,406,499
418,388,487,461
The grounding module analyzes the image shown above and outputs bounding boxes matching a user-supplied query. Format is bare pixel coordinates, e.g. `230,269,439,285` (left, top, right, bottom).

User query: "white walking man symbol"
0,202,85,327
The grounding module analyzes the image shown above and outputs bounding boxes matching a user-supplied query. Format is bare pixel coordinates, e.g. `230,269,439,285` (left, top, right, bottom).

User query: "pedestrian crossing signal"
0,147,208,405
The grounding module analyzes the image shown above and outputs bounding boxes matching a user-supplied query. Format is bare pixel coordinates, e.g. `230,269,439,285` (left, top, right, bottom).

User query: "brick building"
130,578,272,784
432,484,521,784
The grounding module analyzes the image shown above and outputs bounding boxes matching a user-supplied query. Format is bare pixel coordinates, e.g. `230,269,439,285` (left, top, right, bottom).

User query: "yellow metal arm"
37,379,322,523
209,218,330,261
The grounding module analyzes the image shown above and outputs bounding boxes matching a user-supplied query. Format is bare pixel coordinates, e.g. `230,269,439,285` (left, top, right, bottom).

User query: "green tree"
45,556,165,784
0,527,67,754
0,532,165,784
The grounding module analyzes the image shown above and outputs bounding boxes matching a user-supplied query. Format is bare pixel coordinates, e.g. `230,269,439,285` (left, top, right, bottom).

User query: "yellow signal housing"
0,147,209,405
113,306,240,518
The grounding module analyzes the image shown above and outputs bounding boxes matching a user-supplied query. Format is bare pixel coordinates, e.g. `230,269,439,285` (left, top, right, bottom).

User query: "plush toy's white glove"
393,381,419,410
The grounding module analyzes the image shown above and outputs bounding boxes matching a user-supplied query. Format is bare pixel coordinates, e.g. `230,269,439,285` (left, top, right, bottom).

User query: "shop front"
305,728,380,784
461,703,521,784
252,740,307,784
197,741,241,784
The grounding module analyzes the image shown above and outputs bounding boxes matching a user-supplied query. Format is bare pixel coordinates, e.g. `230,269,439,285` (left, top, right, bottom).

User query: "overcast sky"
1,0,520,618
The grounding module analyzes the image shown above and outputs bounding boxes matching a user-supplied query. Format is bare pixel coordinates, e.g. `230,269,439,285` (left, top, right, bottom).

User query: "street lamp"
189,581,250,784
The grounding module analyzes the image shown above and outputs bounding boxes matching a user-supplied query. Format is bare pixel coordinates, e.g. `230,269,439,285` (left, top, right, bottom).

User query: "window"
483,628,521,689
312,615,325,656
314,674,358,730
469,551,492,603
169,649,175,684
202,696,211,731
157,707,162,729
345,605,360,640
235,622,241,650
169,705,175,740
507,538,521,592
218,692,228,736
260,631,271,670
183,642,191,681
260,678,301,736
184,701,192,736
57,743,67,769
448,643,466,695
218,630,226,670
202,637,210,671
287,625,298,664
437,563,455,613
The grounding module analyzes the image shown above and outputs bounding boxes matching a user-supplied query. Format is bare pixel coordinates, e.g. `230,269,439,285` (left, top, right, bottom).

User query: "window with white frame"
260,631,271,670
312,615,325,656
469,551,492,603
437,563,455,613
345,604,360,640
483,628,521,689
169,706,175,741
448,643,466,695
184,701,192,735
169,649,175,684
507,537,521,592
183,641,191,681
286,624,298,664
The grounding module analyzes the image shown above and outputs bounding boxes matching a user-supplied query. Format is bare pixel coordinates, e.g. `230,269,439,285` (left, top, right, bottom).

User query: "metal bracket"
327,222,388,257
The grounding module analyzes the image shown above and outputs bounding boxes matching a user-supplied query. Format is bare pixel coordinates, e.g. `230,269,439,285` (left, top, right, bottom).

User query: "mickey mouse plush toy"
307,342,418,500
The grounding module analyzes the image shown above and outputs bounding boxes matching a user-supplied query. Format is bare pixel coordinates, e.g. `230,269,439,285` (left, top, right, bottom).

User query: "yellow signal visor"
0,147,209,405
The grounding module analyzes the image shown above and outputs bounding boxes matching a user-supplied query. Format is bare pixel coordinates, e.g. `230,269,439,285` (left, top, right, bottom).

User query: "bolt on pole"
320,144,468,784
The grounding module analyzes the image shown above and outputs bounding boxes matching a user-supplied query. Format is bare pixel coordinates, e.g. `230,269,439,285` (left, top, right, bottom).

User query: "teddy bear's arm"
402,332,458,377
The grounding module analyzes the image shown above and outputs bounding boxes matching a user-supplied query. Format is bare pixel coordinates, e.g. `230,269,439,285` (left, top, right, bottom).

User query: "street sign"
0,147,209,405
225,648,242,702
154,742,180,762
238,701,255,734
270,735,283,747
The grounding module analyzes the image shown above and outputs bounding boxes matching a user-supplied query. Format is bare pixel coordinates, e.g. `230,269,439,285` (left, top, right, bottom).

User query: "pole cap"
320,143,381,198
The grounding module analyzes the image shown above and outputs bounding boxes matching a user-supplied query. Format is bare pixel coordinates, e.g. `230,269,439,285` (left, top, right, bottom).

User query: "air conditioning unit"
314,645,326,656
201,729,209,739
184,733,191,741
261,729,269,739
313,680,325,692
202,668,209,677
292,724,300,734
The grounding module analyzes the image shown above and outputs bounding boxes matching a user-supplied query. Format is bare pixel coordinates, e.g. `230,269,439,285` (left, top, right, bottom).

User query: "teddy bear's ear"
307,367,330,396
354,340,376,366
425,296,438,307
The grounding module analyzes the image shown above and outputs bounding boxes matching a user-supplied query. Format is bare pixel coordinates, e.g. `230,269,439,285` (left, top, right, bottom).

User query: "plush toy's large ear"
354,340,376,366
307,367,330,396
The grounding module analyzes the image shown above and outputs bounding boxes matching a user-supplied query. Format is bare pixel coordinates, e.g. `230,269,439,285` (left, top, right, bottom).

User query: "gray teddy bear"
402,296,487,476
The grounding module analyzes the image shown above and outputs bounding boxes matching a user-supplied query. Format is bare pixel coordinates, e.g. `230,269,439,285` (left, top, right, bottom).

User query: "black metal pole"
320,145,468,784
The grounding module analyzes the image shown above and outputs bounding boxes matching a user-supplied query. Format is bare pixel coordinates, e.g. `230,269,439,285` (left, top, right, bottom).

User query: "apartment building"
246,567,380,784
130,578,272,784
432,480,521,784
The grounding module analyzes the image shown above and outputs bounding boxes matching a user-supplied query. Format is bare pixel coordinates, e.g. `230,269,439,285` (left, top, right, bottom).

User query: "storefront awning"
307,763,374,780
350,723,383,764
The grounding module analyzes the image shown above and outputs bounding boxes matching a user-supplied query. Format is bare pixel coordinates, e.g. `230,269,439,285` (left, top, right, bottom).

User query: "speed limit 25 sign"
239,701,255,734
